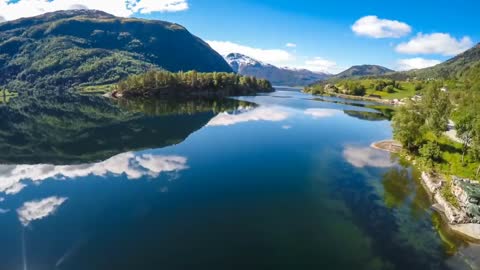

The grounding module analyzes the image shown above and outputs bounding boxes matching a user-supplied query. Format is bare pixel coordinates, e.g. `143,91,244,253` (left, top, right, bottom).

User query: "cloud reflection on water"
304,108,338,119
17,196,67,226
343,146,394,168
207,106,290,126
0,152,189,196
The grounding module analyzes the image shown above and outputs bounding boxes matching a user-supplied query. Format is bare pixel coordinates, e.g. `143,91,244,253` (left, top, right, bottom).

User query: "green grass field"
353,79,417,100
423,132,479,180
306,79,420,100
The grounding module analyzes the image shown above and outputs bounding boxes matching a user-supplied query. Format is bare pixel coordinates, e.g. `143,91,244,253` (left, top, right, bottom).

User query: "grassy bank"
305,78,419,100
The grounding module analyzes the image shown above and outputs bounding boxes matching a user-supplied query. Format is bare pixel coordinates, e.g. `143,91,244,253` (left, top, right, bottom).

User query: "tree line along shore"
111,70,274,98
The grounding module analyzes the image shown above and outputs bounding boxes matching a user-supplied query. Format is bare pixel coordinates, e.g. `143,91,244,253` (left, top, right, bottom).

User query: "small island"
112,70,274,98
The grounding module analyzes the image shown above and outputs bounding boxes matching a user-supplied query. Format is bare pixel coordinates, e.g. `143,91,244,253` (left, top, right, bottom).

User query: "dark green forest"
115,70,273,98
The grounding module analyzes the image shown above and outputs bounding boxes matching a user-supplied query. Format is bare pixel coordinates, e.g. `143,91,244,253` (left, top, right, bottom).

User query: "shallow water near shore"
0,89,478,269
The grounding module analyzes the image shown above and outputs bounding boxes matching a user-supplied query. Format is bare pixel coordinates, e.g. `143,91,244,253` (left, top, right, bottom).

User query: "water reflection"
0,152,189,197
343,110,389,121
0,90,476,269
381,167,412,208
304,108,338,119
343,146,395,168
0,94,250,165
17,196,68,226
207,106,290,126
310,96,395,120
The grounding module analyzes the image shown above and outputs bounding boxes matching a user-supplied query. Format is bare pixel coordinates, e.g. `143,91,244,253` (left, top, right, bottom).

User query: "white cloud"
352,15,411,38
0,152,189,196
397,58,441,71
0,0,188,21
395,33,473,56
130,0,188,14
5,183,26,195
207,107,290,126
282,125,292,130
207,40,294,66
304,108,338,119
298,57,338,73
286,43,297,48
343,146,394,168
17,196,67,226
0,208,9,214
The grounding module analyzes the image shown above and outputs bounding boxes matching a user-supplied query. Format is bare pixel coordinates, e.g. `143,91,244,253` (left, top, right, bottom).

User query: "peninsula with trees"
113,70,273,98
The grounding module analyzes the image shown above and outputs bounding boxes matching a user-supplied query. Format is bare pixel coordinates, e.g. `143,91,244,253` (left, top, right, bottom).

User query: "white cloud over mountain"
0,0,188,21
397,58,441,71
352,16,411,38
395,33,473,56
300,57,338,73
207,40,294,66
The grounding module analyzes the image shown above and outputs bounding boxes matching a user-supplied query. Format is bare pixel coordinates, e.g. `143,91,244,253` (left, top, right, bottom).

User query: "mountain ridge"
398,43,480,79
333,65,394,79
0,9,232,92
225,53,330,86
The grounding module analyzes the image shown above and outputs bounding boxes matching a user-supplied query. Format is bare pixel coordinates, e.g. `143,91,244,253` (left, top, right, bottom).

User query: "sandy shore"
370,140,402,153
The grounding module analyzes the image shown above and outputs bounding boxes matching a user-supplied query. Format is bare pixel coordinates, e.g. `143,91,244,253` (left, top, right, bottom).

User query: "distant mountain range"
0,10,231,92
225,53,330,86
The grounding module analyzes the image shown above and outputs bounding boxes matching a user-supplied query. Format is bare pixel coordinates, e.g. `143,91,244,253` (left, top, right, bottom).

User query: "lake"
0,89,478,270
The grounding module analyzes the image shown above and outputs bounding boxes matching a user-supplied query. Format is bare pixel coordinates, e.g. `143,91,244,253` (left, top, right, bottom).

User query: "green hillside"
333,65,394,79
0,10,232,93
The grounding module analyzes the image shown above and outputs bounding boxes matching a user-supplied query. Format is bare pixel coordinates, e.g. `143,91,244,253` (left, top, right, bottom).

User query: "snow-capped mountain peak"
225,53,272,72
224,52,331,86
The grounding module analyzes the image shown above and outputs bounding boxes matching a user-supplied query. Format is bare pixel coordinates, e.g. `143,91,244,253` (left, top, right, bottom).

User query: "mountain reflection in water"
0,94,253,165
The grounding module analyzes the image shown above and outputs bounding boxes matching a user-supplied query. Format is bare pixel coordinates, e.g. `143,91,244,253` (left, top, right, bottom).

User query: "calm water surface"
0,89,478,270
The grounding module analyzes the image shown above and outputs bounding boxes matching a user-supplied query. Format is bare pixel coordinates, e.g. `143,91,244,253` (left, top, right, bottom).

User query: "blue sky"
1,0,479,73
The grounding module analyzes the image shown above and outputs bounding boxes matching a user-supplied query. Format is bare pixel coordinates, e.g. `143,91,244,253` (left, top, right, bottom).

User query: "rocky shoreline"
422,173,480,242
372,140,480,242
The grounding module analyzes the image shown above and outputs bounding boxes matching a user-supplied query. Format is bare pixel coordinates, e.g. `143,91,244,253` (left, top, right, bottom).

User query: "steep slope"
333,65,394,79
225,53,330,86
0,10,232,92
402,43,480,79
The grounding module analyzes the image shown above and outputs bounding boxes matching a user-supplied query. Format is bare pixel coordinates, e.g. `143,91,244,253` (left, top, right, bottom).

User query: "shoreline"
372,139,480,242
304,91,396,105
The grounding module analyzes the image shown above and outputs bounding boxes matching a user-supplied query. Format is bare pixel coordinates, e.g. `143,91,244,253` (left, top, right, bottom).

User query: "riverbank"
305,92,407,106
372,140,480,242
371,140,402,153
422,173,480,242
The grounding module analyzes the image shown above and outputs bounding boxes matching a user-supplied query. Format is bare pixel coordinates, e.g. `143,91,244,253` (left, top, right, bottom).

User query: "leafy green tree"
456,112,475,164
471,118,480,178
414,82,424,91
392,102,425,152
116,70,273,97
422,85,451,137
385,85,395,93
419,141,442,169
